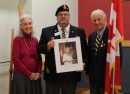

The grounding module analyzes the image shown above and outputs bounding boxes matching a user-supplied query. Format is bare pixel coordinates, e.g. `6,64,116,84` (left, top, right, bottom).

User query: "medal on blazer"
46,67,49,73
101,40,104,47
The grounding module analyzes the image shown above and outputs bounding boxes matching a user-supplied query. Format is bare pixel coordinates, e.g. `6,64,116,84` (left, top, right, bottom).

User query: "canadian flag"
105,0,124,94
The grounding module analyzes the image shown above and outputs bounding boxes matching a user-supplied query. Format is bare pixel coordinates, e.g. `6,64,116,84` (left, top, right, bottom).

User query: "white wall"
0,1,31,93
0,0,78,62
0,0,31,62
32,0,78,61
0,1,78,93
0,0,19,62
32,0,78,40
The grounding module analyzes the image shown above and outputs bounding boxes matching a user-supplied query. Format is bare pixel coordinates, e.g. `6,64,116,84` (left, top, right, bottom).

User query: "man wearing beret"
38,4,88,94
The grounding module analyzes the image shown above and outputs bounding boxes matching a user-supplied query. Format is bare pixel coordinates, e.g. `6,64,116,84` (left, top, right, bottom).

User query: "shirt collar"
57,24,70,33
97,25,106,38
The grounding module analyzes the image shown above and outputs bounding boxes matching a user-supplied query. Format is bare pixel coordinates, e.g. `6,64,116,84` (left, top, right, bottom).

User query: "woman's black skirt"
11,71,42,94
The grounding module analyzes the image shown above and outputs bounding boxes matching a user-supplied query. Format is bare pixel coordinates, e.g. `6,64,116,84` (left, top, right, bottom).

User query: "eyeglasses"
57,13,69,17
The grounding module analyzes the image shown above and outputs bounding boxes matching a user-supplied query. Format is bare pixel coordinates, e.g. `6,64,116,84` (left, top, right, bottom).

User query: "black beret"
55,4,69,16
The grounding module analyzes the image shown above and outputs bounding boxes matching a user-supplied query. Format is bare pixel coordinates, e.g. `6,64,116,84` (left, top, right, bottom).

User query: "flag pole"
9,29,15,94
112,62,115,94
109,3,115,93
112,0,124,93
105,0,123,93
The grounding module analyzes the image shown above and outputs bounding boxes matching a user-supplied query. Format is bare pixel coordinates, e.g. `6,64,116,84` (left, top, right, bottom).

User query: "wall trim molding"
122,40,130,47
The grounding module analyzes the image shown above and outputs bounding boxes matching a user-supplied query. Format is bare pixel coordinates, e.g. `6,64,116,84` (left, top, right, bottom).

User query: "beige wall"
0,0,78,93
0,63,10,93
32,0,78,40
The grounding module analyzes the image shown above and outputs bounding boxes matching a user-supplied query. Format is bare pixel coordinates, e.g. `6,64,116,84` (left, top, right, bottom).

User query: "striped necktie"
95,32,101,51
61,29,66,39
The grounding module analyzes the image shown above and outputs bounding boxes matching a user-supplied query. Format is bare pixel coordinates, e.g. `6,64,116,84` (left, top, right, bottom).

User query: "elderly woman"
11,14,42,94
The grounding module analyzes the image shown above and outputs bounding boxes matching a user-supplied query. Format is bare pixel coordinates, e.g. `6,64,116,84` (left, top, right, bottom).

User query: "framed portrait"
54,37,84,73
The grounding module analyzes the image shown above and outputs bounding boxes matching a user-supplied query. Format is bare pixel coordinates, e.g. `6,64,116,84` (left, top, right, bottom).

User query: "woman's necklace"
24,38,32,49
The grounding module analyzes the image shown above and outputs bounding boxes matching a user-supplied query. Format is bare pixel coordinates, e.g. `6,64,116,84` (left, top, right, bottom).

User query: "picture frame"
54,37,84,73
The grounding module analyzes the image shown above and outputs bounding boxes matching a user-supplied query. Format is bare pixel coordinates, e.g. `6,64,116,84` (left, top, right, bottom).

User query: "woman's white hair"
91,9,107,20
18,14,35,37
19,14,32,25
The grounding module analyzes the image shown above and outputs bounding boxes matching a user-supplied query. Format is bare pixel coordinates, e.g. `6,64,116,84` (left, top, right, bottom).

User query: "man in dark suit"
38,4,88,94
85,9,122,94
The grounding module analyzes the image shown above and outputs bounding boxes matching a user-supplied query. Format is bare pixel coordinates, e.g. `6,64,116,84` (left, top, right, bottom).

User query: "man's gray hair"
91,9,107,20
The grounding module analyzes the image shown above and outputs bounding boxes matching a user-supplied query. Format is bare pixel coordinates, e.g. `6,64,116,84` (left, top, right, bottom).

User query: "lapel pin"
51,37,54,40
55,30,57,32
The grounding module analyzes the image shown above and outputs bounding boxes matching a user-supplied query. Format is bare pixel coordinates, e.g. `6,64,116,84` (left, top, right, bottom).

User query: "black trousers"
45,81,77,94
90,85,104,94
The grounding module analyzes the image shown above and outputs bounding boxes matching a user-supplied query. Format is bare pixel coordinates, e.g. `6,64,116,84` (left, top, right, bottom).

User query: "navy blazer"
38,24,88,83
86,26,122,88
86,27,108,88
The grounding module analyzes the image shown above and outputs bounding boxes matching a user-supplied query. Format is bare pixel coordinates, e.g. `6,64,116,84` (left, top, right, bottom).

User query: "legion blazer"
86,26,123,88
86,27,109,88
38,24,88,83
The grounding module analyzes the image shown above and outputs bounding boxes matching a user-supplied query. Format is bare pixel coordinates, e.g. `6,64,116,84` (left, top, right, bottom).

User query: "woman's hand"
29,73,41,80
29,73,37,80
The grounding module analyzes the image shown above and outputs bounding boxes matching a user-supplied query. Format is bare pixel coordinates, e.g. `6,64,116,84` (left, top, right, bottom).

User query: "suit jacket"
86,27,108,88
38,24,88,83
86,27,123,88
